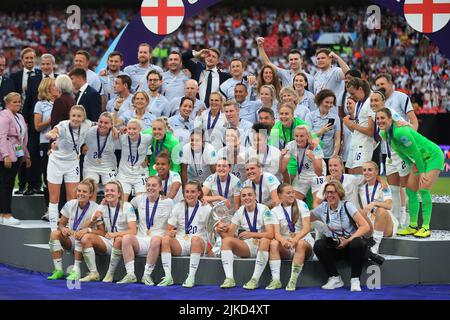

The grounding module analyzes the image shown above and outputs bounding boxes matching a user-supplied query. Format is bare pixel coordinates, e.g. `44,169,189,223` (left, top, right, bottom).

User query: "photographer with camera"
311,180,370,292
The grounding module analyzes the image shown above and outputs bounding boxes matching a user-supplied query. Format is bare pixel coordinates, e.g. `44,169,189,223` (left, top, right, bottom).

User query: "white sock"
52,258,63,271
125,261,135,275
107,248,122,275
251,251,269,281
144,263,156,277
372,230,384,254
73,259,81,273
161,252,172,277
290,263,304,283
269,260,281,280
48,203,59,231
221,250,234,279
188,253,201,279
390,186,401,222
82,247,97,273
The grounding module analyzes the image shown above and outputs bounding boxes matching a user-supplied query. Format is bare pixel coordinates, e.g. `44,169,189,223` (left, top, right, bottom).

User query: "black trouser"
17,161,26,190
313,237,368,278
371,143,382,168
26,130,42,190
323,158,330,175
0,159,21,213
40,143,50,206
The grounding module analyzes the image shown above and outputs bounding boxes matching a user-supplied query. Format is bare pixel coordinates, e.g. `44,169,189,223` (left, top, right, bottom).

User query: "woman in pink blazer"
0,92,31,225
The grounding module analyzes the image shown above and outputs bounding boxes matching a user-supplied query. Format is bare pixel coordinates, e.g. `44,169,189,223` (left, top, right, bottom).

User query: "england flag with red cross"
141,0,185,35
404,0,450,33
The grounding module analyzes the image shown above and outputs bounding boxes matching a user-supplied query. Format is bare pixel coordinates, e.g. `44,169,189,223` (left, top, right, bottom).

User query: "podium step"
380,230,450,283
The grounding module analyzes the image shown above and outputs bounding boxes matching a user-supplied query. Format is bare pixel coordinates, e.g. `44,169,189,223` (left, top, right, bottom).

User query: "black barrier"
418,113,450,145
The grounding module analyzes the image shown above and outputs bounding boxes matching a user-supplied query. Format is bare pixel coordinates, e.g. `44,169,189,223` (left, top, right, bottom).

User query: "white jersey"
168,201,212,240
217,146,247,181
180,142,218,182
194,110,227,150
232,203,275,233
83,126,117,172
358,182,392,209
285,141,324,177
130,195,174,237
316,174,365,208
95,202,137,233
61,200,98,231
118,133,152,176
384,91,413,122
159,171,183,203
52,120,90,161
352,97,373,146
244,146,282,180
243,173,280,205
271,200,310,238
203,173,242,208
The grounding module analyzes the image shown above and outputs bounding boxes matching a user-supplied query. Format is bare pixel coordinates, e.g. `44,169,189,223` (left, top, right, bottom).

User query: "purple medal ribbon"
217,174,231,199
207,110,220,130
185,201,200,235
297,144,308,175
282,204,295,233
97,128,111,160
251,174,264,204
107,204,120,232
244,205,259,233
385,124,394,160
128,134,141,167
145,197,159,230
69,124,80,156
73,202,90,231
154,134,166,158
365,180,379,205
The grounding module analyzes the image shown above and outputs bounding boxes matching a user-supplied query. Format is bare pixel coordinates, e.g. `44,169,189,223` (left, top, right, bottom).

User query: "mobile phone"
327,118,335,126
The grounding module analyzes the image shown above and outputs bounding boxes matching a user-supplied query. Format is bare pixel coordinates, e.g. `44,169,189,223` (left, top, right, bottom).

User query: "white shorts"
286,234,315,259
346,141,373,169
136,235,154,257
83,169,117,185
66,236,82,253
47,155,80,184
386,152,410,177
116,172,148,195
99,236,114,255
243,238,260,258
175,235,207,256
292,174,323,196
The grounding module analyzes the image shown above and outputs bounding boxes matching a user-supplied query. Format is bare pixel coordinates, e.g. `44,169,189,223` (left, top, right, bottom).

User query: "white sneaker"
350,278,362,292
0,216,3,224
371,243,380,254
2,216,20,226
321,276,344,290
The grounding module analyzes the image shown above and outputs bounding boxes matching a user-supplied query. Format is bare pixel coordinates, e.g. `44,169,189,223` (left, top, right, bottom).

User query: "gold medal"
252,239,259,246
153,164,157,170
147,229,152,236
184,234,189,240
96,159,102,164
387,158,393,165
290,233,296,239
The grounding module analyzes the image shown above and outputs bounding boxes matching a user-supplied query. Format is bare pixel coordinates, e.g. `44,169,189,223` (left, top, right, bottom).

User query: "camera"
326,237,341,248
365,237,385,266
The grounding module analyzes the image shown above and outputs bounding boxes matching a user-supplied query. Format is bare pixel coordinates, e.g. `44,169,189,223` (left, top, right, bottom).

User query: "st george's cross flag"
404,0,450,33
141,0,185,35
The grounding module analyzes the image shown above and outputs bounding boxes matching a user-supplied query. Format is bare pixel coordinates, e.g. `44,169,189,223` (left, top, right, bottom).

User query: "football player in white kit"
359,161,399,254
242,159,280,208
343,78,375,175
217,187,275,289
217,127,247,181
116,119,152,201
47,179,98,281
180,129,218,186
155,152,183,203
202,157,242,212
266,184,314,291
82,112,119,190
369,90,410,226
158,181,213,288
281,125,325,206
45,105,91,231
117,176,173,284
79,180,137,282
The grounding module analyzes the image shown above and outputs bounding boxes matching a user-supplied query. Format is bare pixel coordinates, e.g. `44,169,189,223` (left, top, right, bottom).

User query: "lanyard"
207,110,220,130
385,124,394,159
185,201,200,235
69,124,80,156
107,204,120,232
128,134,141,167
73,202,90,231
191,147,204,177
365,181,379,205
325,204,351,238
97,128,110,159
355,99,366,123
244,205,259,232
154,134,166,158
145,197,159,230
296,144,308,175
281,123,294,148
282,204,295,233
252,174,264,204
217,174,231,199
